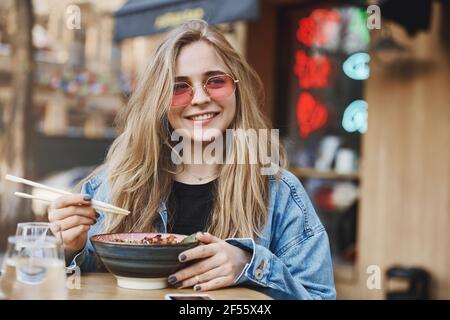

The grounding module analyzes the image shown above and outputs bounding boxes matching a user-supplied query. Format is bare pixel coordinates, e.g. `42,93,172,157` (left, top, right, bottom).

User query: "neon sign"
342,52,370,80
349,9,370,46
294,50,331,88
296,92,329,138
296,9,341,47
342,100,368,133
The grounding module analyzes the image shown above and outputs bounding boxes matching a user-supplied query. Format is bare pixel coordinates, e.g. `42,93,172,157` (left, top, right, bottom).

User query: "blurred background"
0,0,448,299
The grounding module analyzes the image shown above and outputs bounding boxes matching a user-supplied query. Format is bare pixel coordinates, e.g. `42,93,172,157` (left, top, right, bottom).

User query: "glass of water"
15,222,65,260
0,222,67,300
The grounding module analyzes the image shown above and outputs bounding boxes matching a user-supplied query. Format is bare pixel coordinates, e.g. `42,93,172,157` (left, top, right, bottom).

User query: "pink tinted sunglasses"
171,73,239,107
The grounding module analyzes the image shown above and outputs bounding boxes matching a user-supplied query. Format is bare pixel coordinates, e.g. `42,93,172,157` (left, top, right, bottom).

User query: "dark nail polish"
83,195,91,201
180,254,187,261
174,281,183,288
168,276,177,284
194,285,201,291
95,212,100,219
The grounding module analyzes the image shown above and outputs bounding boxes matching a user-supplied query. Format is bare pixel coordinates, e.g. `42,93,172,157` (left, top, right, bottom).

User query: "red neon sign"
296,92,328,138
296,9,341,47
294,50,331,88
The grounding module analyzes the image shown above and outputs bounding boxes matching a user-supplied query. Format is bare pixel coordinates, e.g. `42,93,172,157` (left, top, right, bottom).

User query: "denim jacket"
68,168,336,300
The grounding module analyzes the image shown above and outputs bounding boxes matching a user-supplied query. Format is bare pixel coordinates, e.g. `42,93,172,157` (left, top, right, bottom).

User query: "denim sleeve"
224,174,336,300
226,228,336,300
66,179,104,273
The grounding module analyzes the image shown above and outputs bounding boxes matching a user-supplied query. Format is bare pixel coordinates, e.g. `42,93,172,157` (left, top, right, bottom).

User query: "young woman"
48,20,336,299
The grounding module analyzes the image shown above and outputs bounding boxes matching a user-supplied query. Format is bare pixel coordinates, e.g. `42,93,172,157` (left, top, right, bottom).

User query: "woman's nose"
191,84,211,105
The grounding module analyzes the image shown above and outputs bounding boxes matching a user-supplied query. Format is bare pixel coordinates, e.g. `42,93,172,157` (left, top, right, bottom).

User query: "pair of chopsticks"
5,174,130,216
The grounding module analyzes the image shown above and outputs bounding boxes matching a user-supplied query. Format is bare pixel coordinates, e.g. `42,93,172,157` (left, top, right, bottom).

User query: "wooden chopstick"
6,174,72,195
14,192,128,216
6,174,130,215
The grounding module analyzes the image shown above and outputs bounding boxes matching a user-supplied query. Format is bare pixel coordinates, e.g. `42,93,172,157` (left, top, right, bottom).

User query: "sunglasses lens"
171,82,192,107
206,75,235,100
171,75,237,107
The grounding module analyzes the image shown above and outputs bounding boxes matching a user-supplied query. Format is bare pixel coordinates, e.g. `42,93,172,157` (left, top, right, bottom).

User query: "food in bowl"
90,232,199,290
111,234,179,245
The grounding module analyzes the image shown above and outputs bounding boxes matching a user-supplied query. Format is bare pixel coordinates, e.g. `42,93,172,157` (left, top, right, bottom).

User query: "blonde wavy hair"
91,20,286,239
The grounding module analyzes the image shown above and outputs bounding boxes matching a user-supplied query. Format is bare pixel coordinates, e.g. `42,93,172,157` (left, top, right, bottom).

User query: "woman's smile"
184,111,221,126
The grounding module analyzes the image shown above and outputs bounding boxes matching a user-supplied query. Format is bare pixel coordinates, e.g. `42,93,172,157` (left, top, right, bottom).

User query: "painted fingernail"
194,285,201,291
174,281,183,288
179,254,187,262
168,276,177,284
95,212,100,219
83,195,91,201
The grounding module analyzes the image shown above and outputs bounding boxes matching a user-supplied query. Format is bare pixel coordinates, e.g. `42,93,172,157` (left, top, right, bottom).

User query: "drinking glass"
0,222,67,300
15,222,65,260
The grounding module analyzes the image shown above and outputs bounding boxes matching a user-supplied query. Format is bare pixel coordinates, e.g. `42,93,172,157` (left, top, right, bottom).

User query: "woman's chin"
192,132,222,143
186,126,223,142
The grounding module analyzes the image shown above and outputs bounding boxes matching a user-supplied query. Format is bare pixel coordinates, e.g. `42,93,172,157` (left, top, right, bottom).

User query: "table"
68,273,272,300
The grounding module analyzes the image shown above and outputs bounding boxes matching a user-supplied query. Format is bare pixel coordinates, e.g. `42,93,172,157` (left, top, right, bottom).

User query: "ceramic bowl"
91,232,198,290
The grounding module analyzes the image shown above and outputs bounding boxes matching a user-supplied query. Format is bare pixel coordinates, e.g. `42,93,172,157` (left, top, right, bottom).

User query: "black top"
167,179,215,235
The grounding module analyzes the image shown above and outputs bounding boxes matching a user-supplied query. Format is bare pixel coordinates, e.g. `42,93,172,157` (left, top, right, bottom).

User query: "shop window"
276,3,370,280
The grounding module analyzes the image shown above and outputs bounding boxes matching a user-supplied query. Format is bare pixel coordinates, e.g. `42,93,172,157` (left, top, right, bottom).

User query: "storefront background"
0,0,448,299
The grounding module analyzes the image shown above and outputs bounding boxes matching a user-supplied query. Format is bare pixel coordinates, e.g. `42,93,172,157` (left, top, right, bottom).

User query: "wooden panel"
336,2,450,299
246,0,277,121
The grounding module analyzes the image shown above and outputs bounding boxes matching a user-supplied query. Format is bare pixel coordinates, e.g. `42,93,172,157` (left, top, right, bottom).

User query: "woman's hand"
168,232,252,291
48,194,96,255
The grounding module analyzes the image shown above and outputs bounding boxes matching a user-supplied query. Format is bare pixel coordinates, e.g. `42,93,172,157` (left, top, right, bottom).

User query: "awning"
114,0,259,41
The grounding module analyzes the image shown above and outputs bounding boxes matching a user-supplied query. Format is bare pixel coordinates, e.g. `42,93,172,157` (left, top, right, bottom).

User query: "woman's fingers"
58,215,96,231
52,194,92,209
62,225,90,242
179,265,229,289
178,242,221,262
47,194,95,253
49,205,96,222
193,276,234,292
169,234,232,289
196,232,221,244
169,254,223,285
169,235,252,291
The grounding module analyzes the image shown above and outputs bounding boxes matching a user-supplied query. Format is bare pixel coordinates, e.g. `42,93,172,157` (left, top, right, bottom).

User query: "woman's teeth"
189,113,217,121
